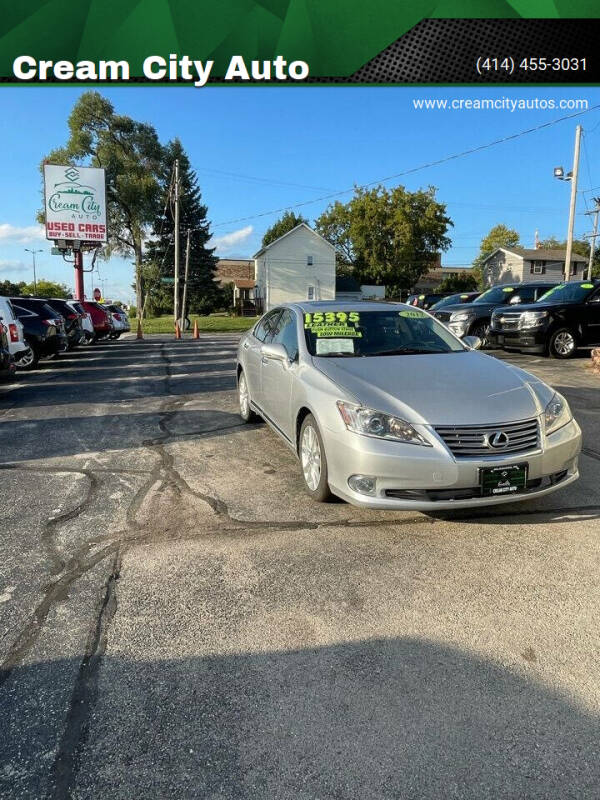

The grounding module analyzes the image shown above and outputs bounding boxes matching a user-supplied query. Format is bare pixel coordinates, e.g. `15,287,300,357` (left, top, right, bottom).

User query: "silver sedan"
236,301,581,510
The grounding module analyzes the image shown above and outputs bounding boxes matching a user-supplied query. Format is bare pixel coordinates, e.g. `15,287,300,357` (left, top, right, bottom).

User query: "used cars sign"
43,164,107,243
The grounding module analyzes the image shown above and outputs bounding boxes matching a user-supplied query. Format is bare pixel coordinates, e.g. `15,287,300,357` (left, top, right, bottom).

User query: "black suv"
42,298,84,350
432,281,558,347
10,298,68,369
489,279,600,358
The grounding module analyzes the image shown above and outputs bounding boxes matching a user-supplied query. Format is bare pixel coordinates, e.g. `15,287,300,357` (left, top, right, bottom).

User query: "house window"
530,260,546,275
571,264,578,275
307,255,314,266
307,286,315,300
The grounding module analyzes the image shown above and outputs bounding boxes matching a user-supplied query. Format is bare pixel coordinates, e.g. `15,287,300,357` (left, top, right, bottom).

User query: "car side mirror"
509,295,521,304
262,342,288,361
463,335,482,350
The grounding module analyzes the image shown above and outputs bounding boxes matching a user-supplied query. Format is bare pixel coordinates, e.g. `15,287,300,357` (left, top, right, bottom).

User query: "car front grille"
434,418,539,457
491,312,521,331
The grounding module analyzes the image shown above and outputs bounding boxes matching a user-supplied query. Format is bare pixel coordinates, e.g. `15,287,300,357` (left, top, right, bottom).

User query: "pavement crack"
51,549,122,800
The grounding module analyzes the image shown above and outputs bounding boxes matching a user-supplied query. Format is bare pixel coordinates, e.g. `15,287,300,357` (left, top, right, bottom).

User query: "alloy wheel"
18,347,35,368
301,424,321,491
238,373,250,418
554,331,575,356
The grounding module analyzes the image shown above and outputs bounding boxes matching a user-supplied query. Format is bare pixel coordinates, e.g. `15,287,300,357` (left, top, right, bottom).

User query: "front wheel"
299,414,332,503
470,321,490,348
549,327,577,359
238,370,258,423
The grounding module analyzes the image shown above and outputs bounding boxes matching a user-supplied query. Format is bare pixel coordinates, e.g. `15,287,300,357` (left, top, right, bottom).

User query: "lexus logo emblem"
488,431,509,449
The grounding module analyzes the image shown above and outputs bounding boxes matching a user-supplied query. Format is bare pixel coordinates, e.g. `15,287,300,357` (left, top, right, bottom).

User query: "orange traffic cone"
175,321,181,339
136,319,143,339
192,319,199,339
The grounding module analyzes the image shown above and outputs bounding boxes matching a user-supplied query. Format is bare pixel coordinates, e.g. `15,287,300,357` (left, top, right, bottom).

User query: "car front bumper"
488,327,547,353
322,418,582,510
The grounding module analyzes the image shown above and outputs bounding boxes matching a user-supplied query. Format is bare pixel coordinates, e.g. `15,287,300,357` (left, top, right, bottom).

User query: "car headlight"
544,392,572,435
519,311,549,329
337,401,432,446
449,311,474,322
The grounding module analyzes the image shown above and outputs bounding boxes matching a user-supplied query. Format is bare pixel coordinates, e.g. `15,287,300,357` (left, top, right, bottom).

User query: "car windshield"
303,308,466,357
537,282,597,304
430,293,475,310
473,286,519,304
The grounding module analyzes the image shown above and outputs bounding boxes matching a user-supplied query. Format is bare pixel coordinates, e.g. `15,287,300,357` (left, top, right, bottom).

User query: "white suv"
0,296,33,367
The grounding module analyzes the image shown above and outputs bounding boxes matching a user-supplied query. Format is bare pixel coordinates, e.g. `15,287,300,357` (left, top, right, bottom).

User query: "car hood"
313,351,545,425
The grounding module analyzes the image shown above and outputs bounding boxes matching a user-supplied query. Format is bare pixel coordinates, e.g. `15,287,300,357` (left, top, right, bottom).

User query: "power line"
210,103,600,229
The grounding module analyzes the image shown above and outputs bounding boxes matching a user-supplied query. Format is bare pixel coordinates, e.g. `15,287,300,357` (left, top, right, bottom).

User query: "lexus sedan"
236,301,581,511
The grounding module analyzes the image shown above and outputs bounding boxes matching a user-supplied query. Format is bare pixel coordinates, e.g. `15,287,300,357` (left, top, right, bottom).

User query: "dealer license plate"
480,463,528,496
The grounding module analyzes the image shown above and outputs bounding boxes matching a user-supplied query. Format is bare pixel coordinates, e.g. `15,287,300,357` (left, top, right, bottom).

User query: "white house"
481,247,587,286
254,223,336,311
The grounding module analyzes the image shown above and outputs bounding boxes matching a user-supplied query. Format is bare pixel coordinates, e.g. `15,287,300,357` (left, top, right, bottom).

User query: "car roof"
285,300,408,313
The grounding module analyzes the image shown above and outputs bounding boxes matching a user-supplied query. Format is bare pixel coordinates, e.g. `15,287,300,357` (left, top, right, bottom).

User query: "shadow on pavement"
2,638,599,798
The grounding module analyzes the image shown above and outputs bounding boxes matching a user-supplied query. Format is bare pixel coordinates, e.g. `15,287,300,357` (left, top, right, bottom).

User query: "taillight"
67,313,78,320
8,323,18,342
113,313,122,321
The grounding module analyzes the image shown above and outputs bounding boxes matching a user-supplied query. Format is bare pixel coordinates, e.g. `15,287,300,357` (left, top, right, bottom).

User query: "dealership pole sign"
43,164,107,244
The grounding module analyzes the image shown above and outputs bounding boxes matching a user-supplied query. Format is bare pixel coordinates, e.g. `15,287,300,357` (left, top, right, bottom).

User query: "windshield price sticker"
502,287,514,292
581,283,594,289
399,309,428,319
304,311,362,337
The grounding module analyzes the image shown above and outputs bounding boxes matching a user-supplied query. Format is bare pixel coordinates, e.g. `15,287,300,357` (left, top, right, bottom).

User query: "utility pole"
173,159,180,323
584,196,600,282
563,124,582,282
180,229,191,331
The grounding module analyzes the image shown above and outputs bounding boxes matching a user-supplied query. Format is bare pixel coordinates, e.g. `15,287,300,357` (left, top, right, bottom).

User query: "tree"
472,224,520,287
144,139,218,316
21,279,71,298
437,272,478,293
315,185,452,296
38,91,165,318
0,280,27,296
262,211,308,248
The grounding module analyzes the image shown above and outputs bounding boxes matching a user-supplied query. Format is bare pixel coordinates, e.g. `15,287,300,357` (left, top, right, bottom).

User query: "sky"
1,85,600,302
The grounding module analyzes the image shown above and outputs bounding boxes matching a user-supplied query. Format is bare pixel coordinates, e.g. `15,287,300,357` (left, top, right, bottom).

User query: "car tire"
549,327,578,359
471,321,490,348
299,414,332,503
237,370,259,423
19,344,39,370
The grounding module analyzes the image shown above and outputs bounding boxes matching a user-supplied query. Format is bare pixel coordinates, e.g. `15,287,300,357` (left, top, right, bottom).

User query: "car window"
271,309,299,360
513,287,536,304
474,286,518,304
254,309,282,342
537,282,598,304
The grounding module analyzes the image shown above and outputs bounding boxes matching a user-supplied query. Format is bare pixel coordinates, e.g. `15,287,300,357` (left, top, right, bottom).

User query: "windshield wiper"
316,351,360,357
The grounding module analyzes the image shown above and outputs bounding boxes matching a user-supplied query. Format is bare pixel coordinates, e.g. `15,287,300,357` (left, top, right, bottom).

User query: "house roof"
335,275,362,293
253,222,336,258
483,246,587,264
232,278,255,289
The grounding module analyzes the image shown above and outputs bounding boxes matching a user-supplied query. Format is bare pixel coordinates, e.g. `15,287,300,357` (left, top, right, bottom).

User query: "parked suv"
81,301,113,341
432,281,558,347
0,296,32,366
10,298,68,369
406,292,453,309
429,291,480,311
0,319,16,380
42,298,85,350
489,279,600,358
66,300,95,342
105,304,131,338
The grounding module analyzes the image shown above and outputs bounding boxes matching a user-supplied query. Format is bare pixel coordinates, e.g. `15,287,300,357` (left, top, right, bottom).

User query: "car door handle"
242,341,250,349
261,356,269,365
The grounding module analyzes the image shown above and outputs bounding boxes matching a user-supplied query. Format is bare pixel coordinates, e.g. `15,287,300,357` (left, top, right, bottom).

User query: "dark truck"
432,281,557,347
489,279,600,358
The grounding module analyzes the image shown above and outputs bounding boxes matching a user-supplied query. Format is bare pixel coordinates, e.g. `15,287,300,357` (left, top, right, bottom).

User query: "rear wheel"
549,327,577,359
299,414,332,502
19,344,39,370
238,370,258,423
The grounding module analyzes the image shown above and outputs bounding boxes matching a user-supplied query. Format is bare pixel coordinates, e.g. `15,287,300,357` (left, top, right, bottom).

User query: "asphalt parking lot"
1,335,599,799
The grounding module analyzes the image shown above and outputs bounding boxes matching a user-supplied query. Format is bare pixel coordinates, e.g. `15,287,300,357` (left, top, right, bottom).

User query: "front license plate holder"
480,463,528,496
